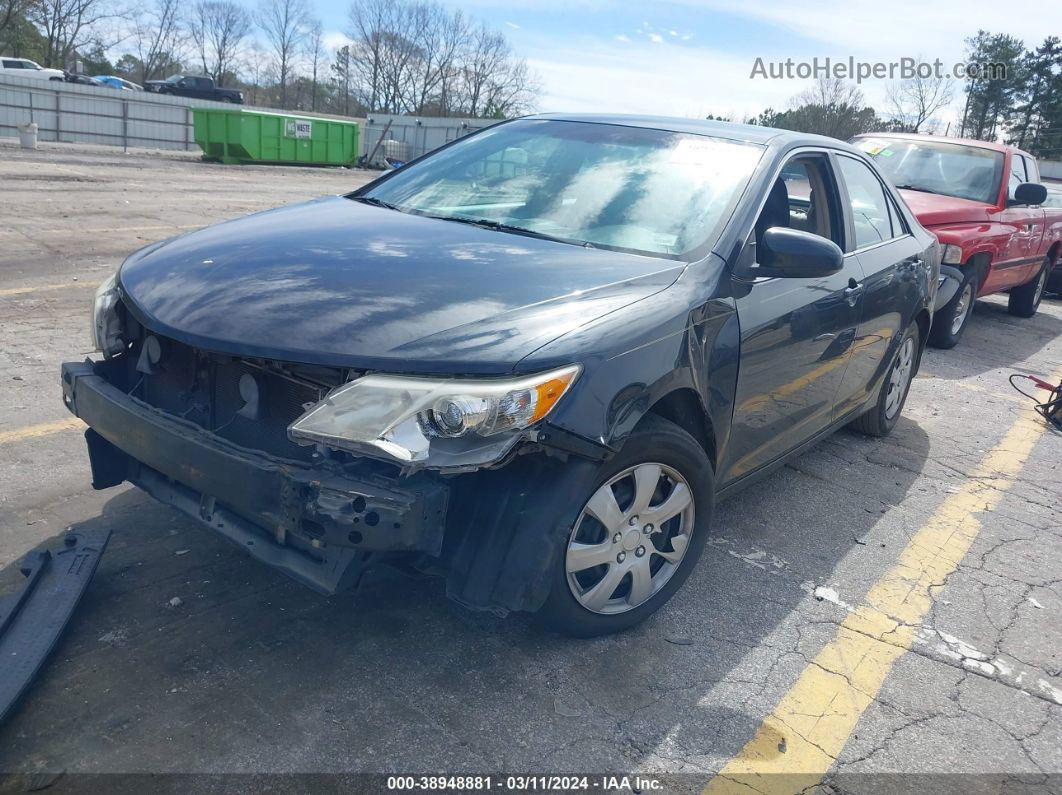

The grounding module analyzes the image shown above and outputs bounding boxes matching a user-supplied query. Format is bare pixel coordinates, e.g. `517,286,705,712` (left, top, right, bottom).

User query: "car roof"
854,131,1025,156
526,113,858,150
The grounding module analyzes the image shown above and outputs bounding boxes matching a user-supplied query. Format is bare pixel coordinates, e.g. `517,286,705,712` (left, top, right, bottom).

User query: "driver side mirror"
1009,182,1047,207
758,227,844,278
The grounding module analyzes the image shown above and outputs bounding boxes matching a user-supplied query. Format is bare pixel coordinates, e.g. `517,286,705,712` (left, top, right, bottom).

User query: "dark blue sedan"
64,115,939,636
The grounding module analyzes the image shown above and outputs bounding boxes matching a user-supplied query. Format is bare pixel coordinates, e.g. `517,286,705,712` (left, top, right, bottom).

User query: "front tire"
928,269,975,349
851,322,919,438
534,415,713,637
1008,258,1049,318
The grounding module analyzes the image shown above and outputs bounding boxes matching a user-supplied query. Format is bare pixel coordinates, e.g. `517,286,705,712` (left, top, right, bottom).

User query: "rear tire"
928,269,975,349
534,415,713,637
1008,258,1049,318
851,322,919,438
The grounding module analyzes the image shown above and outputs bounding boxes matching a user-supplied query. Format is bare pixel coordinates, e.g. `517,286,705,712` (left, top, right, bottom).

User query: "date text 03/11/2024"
385,775,665,791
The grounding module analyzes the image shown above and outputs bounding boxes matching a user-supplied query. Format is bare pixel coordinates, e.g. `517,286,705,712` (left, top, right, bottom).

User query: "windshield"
356,119,764,258
164,74,183,83
855,137,1004,204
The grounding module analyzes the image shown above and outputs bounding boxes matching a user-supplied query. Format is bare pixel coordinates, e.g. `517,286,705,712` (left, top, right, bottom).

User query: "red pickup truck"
852,134,1061,348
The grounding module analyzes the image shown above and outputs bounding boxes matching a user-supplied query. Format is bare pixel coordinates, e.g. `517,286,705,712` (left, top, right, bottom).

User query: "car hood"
898,189,996,227
119,197,685,374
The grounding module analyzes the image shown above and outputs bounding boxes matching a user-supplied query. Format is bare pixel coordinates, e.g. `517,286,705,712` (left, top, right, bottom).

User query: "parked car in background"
0,57,64,81
63,73,104,86
143,74,242,103
95,75,142,91
853,133,1061,347
1047,186,1062,295
64,116,937,636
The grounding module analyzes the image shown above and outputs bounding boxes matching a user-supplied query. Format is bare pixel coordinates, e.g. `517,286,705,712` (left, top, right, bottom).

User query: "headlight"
288,365,581,469
90,271,124,358
941,244,963,265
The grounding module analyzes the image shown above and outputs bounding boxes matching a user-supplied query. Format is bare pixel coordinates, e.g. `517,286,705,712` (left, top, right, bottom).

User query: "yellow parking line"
704,367,1061,795
0,417,83,445
0,282,94,297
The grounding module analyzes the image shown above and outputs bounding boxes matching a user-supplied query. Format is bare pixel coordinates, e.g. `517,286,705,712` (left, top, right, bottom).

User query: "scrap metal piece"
0,527,111,725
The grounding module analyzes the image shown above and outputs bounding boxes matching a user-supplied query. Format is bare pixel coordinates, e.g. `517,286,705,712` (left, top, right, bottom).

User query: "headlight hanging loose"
288,365,581,469
90,271,124,358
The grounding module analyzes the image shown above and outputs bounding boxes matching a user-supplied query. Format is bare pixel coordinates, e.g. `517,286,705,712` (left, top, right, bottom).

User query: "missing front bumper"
62,360,449,595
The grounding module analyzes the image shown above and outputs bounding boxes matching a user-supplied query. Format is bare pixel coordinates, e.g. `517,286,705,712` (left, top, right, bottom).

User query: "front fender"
518,258,738,466
931,224,1008,267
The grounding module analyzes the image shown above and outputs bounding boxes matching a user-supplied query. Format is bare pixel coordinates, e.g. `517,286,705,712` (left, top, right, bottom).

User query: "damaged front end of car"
63,284,609,612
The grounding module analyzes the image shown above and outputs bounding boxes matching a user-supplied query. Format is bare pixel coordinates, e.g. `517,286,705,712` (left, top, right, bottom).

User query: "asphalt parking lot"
1,140,1061,793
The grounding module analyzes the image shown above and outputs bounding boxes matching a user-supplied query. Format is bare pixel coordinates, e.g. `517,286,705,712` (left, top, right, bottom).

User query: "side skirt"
715,405,869,503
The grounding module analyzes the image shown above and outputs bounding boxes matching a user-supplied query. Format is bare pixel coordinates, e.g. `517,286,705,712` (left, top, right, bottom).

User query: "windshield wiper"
894,184,946,196
422,214,591,247
351,195,403,211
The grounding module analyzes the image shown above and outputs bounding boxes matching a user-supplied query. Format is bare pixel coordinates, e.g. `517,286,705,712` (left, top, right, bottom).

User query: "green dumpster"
192,108,359,166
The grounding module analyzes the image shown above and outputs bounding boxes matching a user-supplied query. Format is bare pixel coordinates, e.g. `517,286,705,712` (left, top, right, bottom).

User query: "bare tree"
28,0,116,67
256,0,311,107
779,76,876,139
243,38,270,104
404,2,468,114
794,75,865,109
345,0,537,117
458,23,537,117
305,18,324,111
130,0,185,83
189,0,251,84
347,0,421,113
331,42,354,115
885,65,955,133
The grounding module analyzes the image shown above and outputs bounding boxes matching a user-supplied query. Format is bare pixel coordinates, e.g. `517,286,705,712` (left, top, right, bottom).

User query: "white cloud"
505,21,521,29
669,0,1061,64
526,37,796,119
614,34,631,43
322,31,352,51
648,33,664,44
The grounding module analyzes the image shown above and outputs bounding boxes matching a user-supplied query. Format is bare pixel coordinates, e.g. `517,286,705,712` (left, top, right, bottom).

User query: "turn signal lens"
530,373,577,424
941,244,963,265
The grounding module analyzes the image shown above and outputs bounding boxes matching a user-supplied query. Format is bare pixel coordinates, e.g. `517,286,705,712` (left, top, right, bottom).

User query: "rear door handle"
844,278,865,305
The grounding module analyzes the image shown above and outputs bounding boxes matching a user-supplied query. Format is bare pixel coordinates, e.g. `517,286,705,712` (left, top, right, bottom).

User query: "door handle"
844,278,865,305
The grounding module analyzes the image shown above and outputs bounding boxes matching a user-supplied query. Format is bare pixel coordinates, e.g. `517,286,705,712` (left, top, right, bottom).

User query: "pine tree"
1010,37,1062,149
960,31,1025,140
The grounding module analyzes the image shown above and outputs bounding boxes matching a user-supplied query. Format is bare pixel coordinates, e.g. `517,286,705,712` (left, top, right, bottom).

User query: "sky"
316,0,1062,126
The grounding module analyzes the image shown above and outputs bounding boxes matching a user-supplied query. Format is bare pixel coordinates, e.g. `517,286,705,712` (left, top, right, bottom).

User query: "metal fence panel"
1,75,496,161
1,75,281,151
362,114,497,165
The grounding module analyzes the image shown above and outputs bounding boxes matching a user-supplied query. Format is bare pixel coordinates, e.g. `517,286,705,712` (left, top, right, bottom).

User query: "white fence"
0,74,250,150
1,74,500,161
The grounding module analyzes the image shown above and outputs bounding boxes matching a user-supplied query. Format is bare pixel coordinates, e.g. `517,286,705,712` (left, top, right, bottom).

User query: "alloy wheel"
884,336,915,420
1033,268,1046,306
951,283,973,335
565,463,695,615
